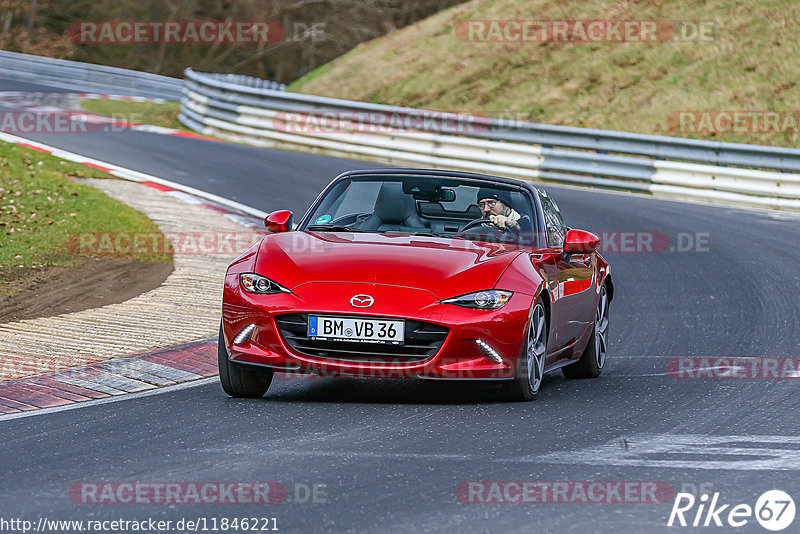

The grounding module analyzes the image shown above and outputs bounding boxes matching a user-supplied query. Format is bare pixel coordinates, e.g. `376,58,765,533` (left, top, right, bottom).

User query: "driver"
476,188,523,232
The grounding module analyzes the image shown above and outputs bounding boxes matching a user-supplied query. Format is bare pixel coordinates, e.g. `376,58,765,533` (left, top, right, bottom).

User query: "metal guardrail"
193,72,286,92
0,50,183,100
180,68,800,212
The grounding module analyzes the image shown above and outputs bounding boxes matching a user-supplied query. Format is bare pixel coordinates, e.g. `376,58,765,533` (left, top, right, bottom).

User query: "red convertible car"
219,169,613,401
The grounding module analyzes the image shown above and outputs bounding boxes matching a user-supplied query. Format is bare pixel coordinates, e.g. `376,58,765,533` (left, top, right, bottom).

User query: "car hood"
253,232,524,300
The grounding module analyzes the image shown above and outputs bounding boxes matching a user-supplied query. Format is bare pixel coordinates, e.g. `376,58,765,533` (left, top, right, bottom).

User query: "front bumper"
221,277,534,380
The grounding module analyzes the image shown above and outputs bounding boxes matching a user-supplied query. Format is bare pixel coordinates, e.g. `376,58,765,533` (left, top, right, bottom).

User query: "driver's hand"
489,214,508,228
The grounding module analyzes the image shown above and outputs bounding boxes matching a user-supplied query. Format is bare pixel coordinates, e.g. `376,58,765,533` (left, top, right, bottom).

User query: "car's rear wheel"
505,301,547,401
562,284,609,379
218,323,273,398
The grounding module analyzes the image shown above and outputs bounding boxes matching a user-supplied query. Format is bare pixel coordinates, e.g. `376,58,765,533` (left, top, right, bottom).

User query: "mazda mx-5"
219,169,613,401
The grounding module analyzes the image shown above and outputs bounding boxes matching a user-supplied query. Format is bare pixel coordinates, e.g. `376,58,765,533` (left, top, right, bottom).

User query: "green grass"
0,141,171,294
288,63,333,92
290,0,800,148
81,99,186,131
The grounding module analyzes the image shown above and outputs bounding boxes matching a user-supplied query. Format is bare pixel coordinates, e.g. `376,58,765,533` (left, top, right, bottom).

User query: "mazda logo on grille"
350,294,375,308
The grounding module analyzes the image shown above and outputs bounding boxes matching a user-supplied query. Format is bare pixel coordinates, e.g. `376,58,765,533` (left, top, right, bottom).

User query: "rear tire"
562,284,609,379
504,302,547,402
218,323,273,398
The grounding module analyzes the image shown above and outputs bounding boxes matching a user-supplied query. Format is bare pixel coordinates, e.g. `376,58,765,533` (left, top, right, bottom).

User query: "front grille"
275,313,449,364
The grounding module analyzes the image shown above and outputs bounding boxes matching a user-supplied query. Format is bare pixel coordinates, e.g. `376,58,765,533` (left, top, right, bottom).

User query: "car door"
536,189,595,356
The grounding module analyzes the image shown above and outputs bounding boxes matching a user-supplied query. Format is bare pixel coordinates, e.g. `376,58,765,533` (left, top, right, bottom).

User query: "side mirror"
563,229,600,254
264,210,293,233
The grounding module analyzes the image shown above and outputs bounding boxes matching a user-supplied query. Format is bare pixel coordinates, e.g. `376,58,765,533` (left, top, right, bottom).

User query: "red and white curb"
0,339,218,416
0,130,267,223
0,91,222,142
0,122,273,411
75,92,168,103
0,92,261,223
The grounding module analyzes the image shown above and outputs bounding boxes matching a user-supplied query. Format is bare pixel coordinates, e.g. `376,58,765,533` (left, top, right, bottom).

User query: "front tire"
218,323,273,398
562,284,609,379
504,302,547,401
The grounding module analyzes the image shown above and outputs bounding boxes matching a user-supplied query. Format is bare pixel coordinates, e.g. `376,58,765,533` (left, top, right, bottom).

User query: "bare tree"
0,0,465,82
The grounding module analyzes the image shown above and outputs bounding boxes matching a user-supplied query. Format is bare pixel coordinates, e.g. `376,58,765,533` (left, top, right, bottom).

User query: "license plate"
308,316,404,344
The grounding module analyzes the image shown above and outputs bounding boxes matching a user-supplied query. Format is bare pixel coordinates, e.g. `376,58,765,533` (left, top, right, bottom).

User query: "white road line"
266,451,479,460
526,434,800,471
0,131,268,218
0,377,218,423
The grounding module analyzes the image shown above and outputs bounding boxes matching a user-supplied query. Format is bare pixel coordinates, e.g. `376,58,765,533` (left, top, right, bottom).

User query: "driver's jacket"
480,208,522,232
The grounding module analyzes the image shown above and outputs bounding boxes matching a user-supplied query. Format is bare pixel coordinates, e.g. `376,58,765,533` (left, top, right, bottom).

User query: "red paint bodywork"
564,229,601,254
221,230,612,380
264,210,293,233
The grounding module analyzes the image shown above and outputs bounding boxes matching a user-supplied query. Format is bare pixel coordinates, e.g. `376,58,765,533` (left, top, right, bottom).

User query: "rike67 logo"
668,490,795,531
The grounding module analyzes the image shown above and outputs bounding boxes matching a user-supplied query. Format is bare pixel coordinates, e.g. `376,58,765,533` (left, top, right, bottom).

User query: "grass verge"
0,141,172,296
290,0,800,148
81,99,186,131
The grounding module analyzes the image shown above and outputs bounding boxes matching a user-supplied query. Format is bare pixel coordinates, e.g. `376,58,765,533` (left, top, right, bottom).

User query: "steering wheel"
459,218,514,234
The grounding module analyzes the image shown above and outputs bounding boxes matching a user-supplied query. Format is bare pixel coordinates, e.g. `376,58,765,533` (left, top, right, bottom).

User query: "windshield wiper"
307,224,362,232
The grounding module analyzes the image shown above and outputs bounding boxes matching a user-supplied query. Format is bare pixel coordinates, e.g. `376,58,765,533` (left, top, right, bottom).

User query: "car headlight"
441,290,513,309
240,273,291,294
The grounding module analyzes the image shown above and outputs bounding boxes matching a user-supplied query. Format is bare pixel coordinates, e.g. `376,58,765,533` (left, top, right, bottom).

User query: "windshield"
302,175,540,245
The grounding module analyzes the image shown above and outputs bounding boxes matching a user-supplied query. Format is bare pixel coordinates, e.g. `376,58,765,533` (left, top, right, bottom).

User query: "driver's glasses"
478,200,498,208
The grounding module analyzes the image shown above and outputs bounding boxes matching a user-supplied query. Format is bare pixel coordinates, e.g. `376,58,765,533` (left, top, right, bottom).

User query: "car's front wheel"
504,301,547,401
563,284,609,379
218,323,274,398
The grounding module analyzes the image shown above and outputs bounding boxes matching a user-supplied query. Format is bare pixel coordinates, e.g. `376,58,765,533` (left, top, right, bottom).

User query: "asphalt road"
1,79,800,533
